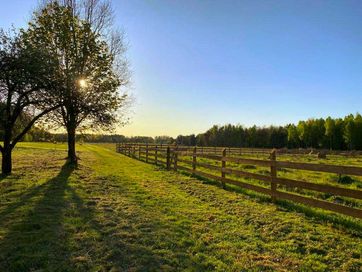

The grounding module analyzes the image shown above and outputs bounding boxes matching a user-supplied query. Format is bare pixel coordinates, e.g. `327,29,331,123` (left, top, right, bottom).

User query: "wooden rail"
116,143,362,219
116,143,362,157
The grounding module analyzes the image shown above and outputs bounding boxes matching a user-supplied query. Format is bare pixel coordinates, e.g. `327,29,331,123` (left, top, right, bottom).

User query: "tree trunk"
1,146,12,175
1,128,13,175
67,126,77,164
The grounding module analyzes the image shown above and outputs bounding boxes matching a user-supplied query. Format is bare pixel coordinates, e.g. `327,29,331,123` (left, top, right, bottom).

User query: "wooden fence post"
192,146,197,172
174,146,178,171
146,143,149,163
155,145,158,165
270,149,277,202
138,144,141,160
221,148,226,189
166,146,171,170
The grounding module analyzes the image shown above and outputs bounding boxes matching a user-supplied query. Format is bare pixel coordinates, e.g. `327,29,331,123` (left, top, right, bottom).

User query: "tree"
287,124,299,148
354,114,362,149
154,136,174,144
26,1,130,164
269,126,287,148
333,118,345,150
310,118,326,148
325,117,335,150
346,113,362,150
0,30,59,174
172,114,362,151
344,114,356,150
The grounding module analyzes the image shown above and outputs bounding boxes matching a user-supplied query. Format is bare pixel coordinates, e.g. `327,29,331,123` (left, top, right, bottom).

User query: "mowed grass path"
0,143,361,271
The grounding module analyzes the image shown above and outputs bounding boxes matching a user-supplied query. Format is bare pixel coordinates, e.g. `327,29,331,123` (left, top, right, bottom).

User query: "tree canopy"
0,29,59,174
174,114,362,150
24,1,130,163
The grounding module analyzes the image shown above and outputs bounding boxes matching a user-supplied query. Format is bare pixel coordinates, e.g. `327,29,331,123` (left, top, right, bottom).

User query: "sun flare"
78,79,87,88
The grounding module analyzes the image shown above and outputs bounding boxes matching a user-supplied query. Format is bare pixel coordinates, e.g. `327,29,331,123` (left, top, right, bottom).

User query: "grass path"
0,143,361,271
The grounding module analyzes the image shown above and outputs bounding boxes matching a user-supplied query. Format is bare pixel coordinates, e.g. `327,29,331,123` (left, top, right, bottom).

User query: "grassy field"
173,151,362,210
0,143,361,271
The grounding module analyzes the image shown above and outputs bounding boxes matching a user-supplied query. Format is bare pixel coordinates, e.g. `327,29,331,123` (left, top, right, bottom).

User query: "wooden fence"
116,143,362,157
116,143,362,219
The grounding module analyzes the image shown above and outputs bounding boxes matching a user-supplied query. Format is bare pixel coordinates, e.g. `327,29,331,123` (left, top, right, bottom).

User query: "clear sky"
1,0,362,137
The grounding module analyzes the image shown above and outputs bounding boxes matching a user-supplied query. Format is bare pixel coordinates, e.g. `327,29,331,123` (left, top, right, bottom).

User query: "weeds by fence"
116,143,362,219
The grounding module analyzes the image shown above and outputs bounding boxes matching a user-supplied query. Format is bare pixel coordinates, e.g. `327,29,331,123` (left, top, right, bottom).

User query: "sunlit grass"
0,143,361,271
173,151,362,211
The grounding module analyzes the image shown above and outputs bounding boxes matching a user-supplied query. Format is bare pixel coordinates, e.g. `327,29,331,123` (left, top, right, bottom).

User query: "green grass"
0,143,361,271
174,152,362,210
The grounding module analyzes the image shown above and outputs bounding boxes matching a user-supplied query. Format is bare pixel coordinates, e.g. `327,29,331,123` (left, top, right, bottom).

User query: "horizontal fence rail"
116,143,362,219
116,143,362,157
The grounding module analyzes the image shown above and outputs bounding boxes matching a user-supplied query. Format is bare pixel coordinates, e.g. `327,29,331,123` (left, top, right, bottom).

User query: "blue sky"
1,0,362,137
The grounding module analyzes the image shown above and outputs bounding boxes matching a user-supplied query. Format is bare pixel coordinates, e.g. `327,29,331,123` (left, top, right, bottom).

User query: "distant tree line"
13,113,362,151
11,128,174,145
175,114,362,150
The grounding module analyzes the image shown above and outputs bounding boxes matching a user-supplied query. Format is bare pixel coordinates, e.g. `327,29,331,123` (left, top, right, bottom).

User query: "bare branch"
11,105,61,147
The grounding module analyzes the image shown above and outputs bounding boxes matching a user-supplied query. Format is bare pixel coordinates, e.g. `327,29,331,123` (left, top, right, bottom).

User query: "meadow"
0,143,361,271
177,151,362,210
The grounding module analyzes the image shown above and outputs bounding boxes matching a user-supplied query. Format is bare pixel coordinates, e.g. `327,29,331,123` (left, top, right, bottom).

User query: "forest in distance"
9,113,362,151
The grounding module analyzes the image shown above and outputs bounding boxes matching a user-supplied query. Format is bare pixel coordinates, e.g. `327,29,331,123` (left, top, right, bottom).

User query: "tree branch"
11,105,61,148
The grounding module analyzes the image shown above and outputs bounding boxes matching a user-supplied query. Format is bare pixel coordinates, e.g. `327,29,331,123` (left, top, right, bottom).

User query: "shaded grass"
0,143,361,271
0,163,75,271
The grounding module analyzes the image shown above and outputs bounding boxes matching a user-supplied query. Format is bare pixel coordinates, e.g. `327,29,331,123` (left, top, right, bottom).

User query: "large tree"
26,1,130,164
0,30,59,174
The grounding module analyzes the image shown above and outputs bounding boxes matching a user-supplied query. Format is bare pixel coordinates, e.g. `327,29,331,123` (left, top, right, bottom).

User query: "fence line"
116,143,362,219
115,143,362,157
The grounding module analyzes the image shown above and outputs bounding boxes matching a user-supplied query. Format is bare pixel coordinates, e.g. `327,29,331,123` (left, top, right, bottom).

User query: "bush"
338,175,354,184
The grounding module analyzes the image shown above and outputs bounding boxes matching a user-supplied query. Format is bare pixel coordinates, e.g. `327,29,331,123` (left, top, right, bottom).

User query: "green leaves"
26,2,130,131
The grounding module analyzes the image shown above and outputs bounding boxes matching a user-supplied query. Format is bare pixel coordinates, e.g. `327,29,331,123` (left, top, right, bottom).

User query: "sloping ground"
0,143,361,271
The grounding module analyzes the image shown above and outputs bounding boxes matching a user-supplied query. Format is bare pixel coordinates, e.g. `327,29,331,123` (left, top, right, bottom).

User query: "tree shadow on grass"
0,163,75,271
0,177,52,220
0,164,193,271
0,173,10,182
63,176,196,271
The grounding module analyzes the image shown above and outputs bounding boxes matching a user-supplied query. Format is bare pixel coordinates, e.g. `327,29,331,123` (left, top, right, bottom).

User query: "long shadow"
0,163,74,272
0,174,7,182
1,162,190,271
64,177,196,271
0,178,51,221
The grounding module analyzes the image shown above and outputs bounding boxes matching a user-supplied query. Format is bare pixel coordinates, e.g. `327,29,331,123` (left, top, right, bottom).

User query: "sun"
78,79,88,88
